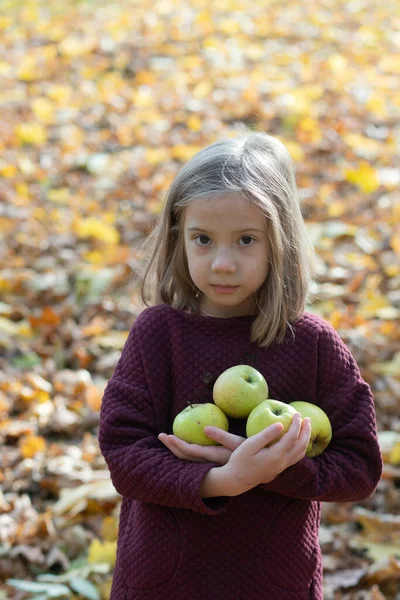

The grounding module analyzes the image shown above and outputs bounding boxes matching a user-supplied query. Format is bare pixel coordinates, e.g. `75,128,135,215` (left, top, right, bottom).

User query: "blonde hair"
138,129,315,347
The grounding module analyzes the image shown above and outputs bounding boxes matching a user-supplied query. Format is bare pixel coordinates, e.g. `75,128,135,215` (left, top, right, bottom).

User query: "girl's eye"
239,235,255,246
195,235,211,246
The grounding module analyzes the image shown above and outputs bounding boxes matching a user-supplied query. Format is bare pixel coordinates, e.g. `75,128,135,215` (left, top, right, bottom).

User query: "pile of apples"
172,365,332,458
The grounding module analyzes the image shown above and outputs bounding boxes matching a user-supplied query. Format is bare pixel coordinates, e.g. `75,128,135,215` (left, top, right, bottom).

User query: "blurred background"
0,0,399,598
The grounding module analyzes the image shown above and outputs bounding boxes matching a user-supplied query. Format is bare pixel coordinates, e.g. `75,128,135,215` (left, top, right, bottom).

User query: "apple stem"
187,401,193,409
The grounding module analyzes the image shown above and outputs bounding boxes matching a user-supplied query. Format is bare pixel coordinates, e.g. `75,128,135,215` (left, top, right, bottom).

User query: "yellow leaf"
361,289,391,318
32,97,55,124
146,148,170,165
195,10,212,26
19,387,35,403
0,60,12,76
15,182,30,199
15,123,47,146
327,201,346,218
379,55,400,74
343,133,381,158
192,81,212,100
203,37,222,49
327,54,348,72
181,55,203,69
366,95,387,117
0,317,33,337
171,145,202,161
134,71,157,86
218,19,241,35
131,89,154,108
47,188,71,205
75,218,120,245
46,84,72,104
20,388,50,404
0,16,12,29
187,116,202,131
391,231,400,255
344,162,380,193
0,279,12,293
0,162,17,177
100,579,113,600
17,57,41,82
245,44,264,61
389,443,400,466
284,140,305,162
101,516,119,541
298,117,322,143
19,435,47,458
85,385,104,412
59,34,96,57
84,251,105,264
87,539,117,566
317,183,333,203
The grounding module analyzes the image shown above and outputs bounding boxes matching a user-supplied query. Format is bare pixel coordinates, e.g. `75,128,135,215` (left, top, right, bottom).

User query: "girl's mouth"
211,285,240,294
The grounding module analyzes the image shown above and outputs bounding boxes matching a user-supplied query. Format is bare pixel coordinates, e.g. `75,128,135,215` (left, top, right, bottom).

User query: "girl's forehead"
184,193,265,229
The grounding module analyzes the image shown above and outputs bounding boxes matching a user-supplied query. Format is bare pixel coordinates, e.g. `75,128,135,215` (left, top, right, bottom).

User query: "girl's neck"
198,304,257,319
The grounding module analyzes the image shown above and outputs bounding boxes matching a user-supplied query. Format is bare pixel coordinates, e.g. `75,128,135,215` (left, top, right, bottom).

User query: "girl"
99,131,382,600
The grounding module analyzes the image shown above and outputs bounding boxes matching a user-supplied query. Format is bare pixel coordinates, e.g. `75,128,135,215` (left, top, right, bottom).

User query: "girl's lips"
211,285,240,294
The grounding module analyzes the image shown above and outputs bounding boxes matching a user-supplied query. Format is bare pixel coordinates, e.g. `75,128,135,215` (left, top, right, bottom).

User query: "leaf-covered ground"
0,0,399,598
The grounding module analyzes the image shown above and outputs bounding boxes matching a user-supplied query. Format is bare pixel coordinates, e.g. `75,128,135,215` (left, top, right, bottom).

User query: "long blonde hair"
138,130,316,347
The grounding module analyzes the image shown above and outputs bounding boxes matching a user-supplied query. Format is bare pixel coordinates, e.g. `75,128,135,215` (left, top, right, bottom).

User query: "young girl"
99,131,382,600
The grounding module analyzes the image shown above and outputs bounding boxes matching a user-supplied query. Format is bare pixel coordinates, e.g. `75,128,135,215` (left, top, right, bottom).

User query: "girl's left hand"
158,429,245,465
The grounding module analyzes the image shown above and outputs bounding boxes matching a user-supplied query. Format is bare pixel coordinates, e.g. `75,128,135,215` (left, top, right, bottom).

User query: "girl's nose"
211,248,237,273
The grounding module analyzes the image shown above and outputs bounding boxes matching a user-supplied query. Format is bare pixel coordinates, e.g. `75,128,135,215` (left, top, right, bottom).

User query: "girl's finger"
298,417,312,446
286,412,303,441
158,433,231,464
203,427,245,451
285,418,312,465
243,422,284,453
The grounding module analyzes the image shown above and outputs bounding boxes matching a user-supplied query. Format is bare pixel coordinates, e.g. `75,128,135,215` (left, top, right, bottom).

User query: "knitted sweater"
99,304,382,600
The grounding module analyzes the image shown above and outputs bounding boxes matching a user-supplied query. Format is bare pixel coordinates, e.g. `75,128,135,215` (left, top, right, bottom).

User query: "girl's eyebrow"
187,227,265,233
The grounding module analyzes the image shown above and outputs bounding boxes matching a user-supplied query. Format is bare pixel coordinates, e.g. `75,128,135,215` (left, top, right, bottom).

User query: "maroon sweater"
99,304,382,600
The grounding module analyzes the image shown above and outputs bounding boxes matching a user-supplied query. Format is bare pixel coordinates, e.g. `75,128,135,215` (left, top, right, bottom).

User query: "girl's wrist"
200,465,253,498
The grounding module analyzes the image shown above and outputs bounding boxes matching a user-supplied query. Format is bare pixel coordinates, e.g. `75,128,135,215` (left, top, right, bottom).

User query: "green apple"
290,401,332,457
172,403,229,446
246,399,297,444
213,365,268,419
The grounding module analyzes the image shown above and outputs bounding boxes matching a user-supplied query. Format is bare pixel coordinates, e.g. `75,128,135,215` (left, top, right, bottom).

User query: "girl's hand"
158,430,245,465
209,413,312,493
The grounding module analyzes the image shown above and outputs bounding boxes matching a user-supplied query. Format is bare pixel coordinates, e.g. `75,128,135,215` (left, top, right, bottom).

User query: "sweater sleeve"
260,323,383,502
98,311,230,515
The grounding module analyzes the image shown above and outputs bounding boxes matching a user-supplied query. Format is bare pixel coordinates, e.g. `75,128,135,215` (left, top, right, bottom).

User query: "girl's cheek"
195,246,210,255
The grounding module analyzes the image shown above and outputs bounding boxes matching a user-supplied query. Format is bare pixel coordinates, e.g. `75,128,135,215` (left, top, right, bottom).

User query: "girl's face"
183,192,269,317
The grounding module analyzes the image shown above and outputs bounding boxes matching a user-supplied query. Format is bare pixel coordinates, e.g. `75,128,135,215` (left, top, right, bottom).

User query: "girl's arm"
99,320,230,515
258,325,383,503
258,379,382,502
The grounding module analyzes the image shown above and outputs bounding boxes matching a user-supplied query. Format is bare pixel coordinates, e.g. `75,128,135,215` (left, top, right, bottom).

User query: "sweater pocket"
261,497,319,593
119,502,180,590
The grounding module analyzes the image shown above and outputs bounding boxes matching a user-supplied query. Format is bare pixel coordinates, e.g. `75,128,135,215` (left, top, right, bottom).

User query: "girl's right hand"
158,430,246,465
206,413,311,493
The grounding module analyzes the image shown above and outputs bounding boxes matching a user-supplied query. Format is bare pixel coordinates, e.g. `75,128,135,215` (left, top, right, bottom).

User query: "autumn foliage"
0,0,399,598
